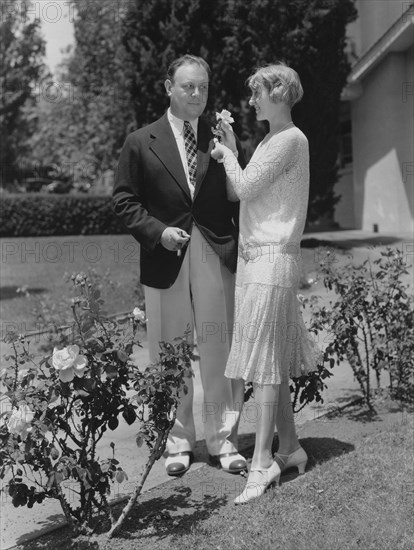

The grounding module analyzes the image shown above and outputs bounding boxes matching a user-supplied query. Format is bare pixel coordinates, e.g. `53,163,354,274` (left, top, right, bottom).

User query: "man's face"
165,63,209,121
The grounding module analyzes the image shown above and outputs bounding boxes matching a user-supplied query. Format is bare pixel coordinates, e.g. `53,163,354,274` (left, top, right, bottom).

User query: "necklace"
261,121,294,147
270,121,294,136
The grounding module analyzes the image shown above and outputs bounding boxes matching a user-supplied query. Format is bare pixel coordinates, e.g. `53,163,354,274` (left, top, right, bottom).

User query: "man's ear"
165,79,172,96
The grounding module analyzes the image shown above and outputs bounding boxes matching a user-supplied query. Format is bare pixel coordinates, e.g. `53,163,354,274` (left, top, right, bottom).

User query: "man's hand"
160,227,191,255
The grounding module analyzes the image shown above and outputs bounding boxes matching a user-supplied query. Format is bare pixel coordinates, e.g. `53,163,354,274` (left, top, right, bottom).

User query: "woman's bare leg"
250,383,279,469
275,381,300,455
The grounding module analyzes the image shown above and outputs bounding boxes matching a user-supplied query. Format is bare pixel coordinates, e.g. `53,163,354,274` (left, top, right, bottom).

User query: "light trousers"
144,226,241,455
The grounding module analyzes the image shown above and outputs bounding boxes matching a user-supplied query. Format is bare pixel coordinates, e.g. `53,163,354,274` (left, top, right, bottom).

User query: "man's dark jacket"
112,113,245,289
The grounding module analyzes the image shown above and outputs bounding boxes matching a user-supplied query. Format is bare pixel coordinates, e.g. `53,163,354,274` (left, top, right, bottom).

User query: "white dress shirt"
167,108,197,198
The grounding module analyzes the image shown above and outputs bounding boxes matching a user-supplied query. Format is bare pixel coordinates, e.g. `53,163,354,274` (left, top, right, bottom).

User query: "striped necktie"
183,121,197,192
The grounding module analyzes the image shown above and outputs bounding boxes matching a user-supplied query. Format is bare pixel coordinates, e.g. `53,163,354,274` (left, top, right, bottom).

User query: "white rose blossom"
216,109,234,125
7,403,35,440
212,109,236,164
50,345,88,383
212,109,235,139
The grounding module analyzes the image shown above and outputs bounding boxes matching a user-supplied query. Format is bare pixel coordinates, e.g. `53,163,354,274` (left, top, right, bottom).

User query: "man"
113,54,246,476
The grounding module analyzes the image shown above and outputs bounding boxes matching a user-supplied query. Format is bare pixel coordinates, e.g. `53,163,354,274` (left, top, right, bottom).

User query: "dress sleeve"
223,133,299,201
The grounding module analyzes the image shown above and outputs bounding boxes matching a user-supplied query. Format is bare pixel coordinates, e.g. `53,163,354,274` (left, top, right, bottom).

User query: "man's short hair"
166,55,211,82
247,62,303,108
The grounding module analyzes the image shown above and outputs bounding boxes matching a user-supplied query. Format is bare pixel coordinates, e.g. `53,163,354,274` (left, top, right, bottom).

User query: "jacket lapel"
149,114,192,200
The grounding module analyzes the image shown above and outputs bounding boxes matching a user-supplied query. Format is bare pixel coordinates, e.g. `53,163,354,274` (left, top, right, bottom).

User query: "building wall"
347,0,405,57
351,49,413,232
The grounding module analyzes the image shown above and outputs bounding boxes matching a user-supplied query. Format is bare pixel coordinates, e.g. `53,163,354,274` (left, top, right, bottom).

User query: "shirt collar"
167,108,198,136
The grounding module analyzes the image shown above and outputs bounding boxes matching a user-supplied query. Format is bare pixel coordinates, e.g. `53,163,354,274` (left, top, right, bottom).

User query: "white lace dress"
223,126,321,385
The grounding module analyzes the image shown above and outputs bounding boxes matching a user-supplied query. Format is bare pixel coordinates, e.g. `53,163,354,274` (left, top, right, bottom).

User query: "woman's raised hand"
217,120,237,152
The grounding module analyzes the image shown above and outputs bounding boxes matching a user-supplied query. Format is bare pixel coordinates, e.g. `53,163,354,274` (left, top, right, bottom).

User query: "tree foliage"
123,0,357,220
26,0,135,186
15,0,357,218
0,0,46,184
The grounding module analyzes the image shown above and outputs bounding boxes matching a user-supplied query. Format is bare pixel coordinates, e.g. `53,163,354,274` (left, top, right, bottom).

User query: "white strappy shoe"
234,461,281,504
274,446,308,475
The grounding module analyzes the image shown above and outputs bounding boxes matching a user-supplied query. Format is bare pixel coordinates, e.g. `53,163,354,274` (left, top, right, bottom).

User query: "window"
338,102,353,168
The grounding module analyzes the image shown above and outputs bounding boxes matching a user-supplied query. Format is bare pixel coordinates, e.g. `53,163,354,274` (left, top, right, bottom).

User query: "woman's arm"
222,133,299,201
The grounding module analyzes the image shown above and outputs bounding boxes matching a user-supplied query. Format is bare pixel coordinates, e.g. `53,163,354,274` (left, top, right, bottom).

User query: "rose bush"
305,247,414,410
0,273,194,537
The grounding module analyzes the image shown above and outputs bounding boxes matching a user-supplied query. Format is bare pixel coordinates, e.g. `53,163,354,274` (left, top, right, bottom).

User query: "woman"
211,63,321,504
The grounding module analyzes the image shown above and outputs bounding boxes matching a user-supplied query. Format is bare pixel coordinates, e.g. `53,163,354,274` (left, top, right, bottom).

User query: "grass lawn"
1,231,382,333
0,235,145,332
12,395,414,550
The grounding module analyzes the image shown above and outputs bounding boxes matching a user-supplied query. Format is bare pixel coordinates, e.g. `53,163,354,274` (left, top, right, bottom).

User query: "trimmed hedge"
0,194,127,237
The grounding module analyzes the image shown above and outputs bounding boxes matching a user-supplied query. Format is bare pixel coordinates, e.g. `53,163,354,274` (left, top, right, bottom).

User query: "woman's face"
248,85,272,121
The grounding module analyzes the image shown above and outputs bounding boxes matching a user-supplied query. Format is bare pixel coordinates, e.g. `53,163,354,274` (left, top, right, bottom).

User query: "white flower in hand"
50,345,88,383
216,109,234,125
212,108,234,139
212,108,238,156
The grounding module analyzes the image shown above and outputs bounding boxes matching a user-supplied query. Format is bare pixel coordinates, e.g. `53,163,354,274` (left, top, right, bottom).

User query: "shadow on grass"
332,393,364,405
106,433,353,544
299,436,354,469
301,235,402,251
322,394,414,423
317,396,383,424
9,436,355,549
9,484,227,549
13,513,68,548
271,436,354,478
108,484,228,544
235,435,355,485
0,285,47,300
